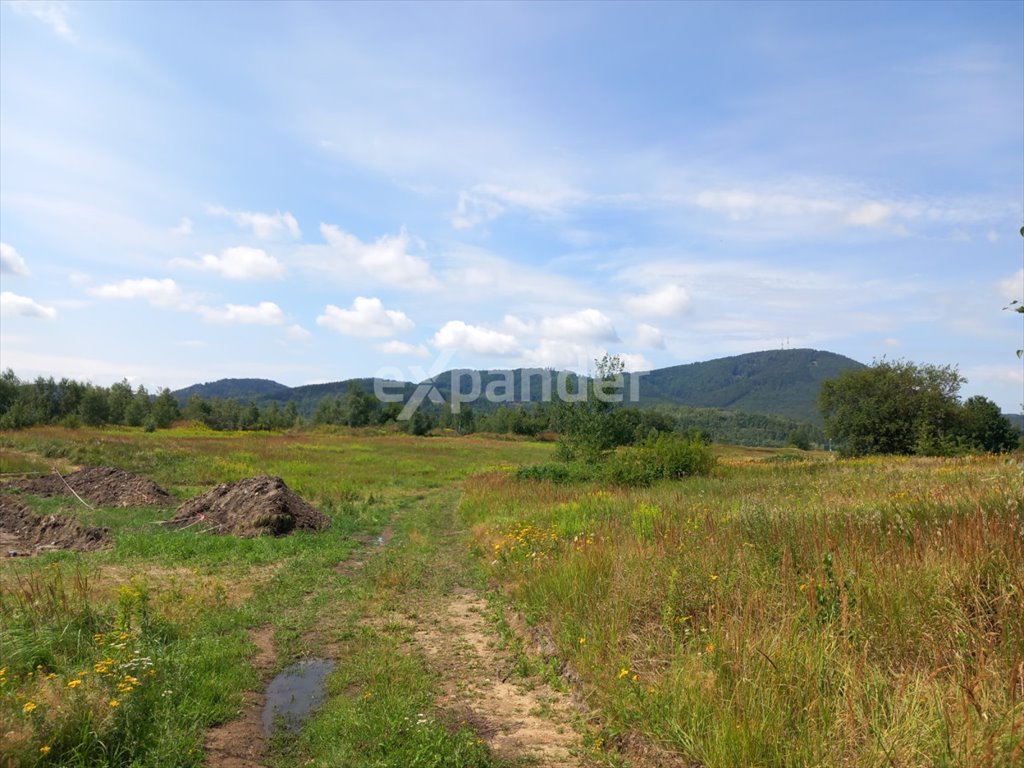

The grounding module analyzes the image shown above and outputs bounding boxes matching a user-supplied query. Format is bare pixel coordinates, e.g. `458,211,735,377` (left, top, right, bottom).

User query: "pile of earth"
13,466,174,508
0,495,112,556
167,476,329,538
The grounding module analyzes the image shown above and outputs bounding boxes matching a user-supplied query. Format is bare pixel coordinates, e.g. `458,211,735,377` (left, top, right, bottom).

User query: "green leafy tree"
818,359,965,456
151,388,180,428
960,395,1019,453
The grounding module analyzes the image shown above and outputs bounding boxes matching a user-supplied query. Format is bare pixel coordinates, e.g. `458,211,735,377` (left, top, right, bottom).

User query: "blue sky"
1,0,1022,411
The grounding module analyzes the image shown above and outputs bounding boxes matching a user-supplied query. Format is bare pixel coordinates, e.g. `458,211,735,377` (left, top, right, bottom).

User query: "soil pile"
0,495,112,556
16,467,174,508
168,476,329,537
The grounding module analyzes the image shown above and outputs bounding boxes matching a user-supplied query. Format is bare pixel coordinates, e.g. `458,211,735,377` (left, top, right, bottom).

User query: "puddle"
261,658,335,735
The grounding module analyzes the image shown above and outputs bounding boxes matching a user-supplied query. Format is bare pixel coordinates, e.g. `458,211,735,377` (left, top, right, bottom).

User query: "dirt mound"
16,466,174,508
1,495,112,556
168,476,329,538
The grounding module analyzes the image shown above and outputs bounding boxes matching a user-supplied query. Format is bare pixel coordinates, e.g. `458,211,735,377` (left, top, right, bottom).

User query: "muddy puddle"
261,658,335,735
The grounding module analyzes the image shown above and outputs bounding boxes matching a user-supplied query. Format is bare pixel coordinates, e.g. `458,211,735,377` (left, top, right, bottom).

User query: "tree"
960,396,1018,453
151,388,180,428
818,359,965,456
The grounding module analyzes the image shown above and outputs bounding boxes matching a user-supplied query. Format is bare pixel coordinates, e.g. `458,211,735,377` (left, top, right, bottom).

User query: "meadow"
0,426,1021,767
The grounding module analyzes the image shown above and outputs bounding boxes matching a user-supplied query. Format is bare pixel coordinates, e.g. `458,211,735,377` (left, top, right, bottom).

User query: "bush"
605,434,717,486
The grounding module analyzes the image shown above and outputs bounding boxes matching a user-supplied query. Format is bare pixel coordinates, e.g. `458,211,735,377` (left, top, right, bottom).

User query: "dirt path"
382,588,589,766
203,625,276,768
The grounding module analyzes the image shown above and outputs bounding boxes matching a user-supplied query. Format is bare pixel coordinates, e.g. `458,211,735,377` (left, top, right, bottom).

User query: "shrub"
604,433,717,486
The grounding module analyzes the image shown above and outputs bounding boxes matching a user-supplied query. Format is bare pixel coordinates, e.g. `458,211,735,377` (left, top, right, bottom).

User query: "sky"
1,1,1022,411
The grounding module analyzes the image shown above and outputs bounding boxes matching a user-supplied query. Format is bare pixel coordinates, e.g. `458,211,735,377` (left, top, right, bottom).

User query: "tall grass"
463,454,1024,766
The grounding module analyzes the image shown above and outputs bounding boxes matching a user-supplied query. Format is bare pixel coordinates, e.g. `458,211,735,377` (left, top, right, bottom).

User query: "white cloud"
451,183,583,229
846,202,892,227
618,352,653,372
634,323,665,349
90,277,186,308
171,217,193,235
198,301,287,325
986,230,1000,243
0,243,30,276
625,284,691,317
285,324,312,342
316,296,414,337
377,340,430,357
432,320,519,356
171,246,285,280
693,188,842,221
998,269,1024,301
0,291,57,319
539,308,619,342
883,337,902,348
320,224,437,290
8,1,74,41
208,205,301,240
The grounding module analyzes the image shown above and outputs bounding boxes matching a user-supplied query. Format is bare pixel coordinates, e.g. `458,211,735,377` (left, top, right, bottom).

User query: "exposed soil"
387,588,588,766
12,466,174,508
0,495,112,556
168,476,329,538
204,626,277,768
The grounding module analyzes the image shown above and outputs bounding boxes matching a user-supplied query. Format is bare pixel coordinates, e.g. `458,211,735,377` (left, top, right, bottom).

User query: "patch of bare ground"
332,525,393,576
168,476,329,537
11,466,174,507
204,626,277,768
390,588,589,767
0,494,111,556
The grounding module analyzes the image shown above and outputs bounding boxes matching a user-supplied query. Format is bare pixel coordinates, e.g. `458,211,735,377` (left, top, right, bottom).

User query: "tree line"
818,359,1020,455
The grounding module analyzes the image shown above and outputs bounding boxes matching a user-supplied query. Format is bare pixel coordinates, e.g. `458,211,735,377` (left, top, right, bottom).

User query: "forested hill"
636,349,865,422
172,348,864,423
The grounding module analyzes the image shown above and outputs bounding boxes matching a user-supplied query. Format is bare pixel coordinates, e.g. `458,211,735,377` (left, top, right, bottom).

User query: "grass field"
1,427,1021,767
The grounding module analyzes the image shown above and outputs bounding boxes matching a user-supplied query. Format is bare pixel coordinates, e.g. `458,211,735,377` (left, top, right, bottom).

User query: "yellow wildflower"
631,674,639,682
40,745,51,755
67,679,82,688
23,701,37,714
618,667,630,679
109,699,120,708
578,637,586,645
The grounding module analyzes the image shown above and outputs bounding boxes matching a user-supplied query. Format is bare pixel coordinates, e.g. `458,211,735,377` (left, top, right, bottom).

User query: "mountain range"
172,348,865,425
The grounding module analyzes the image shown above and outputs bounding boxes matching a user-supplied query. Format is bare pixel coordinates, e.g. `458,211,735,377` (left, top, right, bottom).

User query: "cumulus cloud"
625,284,690,317
208,205,301,240
285,324,312,341
618,352,653,372
316,296,414,337
198,301,286,325
377,340,430,357
1,291,57,319
539,308,619,342
432,320,519,356
171,246,285,280
90,277,186,309
0,243,30,276
8,1,75,41
634,323,665,349
320,224,436,290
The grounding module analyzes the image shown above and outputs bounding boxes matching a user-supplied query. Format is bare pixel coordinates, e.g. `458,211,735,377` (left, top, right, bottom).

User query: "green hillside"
171,348,865,423
636,349,865,422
